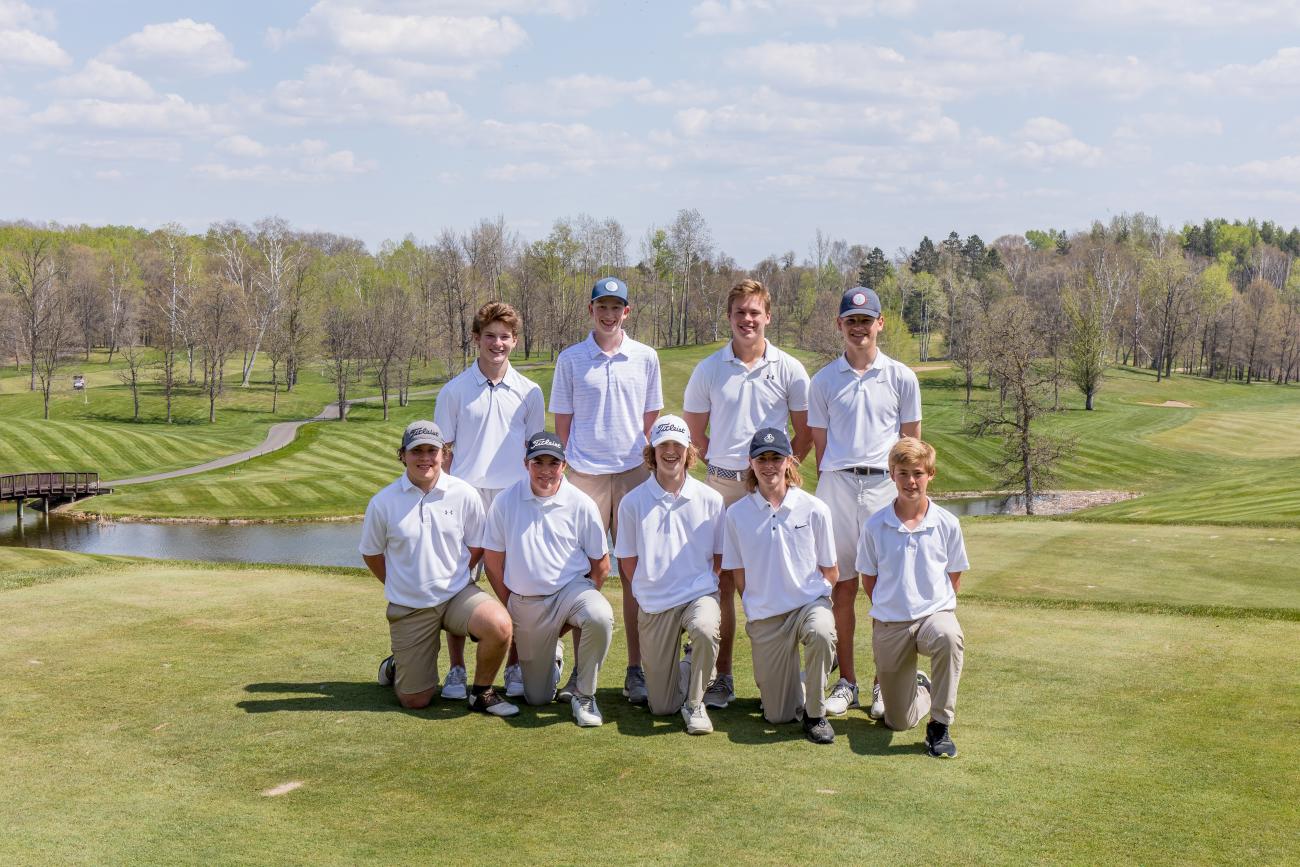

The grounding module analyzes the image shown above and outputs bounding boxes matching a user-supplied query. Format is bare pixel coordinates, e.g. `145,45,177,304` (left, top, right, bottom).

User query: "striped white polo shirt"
549,331,664,475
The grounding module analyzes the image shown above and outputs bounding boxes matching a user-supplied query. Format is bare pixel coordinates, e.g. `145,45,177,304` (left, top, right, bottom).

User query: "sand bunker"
1139,400,1194,408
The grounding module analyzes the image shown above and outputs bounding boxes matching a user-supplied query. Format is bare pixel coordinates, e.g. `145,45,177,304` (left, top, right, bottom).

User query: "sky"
2,0,1299,266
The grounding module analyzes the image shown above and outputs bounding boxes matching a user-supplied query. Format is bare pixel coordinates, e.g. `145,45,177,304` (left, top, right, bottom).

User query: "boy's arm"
363,554,386,584
555,413,573,447
809,426,827,470
900,421,921,439
483,549,509,604
589,554,610,589
860,573,877,599
819,563,839,587
948,571,962,593
732,566,746,596
617,556,638,585
682,411,710,458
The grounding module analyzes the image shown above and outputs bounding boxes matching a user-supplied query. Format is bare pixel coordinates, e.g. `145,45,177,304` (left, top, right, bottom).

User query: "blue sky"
2,0,1299,264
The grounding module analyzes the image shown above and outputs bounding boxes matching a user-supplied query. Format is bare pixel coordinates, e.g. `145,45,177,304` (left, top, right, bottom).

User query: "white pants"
814,469,895,579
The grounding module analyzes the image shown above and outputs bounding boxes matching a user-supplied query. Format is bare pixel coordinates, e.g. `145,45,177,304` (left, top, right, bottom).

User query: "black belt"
841,466,888,476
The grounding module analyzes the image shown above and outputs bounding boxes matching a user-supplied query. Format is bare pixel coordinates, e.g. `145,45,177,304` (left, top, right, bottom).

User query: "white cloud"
34,94,221,136
102,19,246,75
1065,0,1300,27
54,138,184,161
506,75,669,116
0,25,70,67
217,134,270,158
486,161,555,181
194,139,377,182
269,62,466,128
48,60,155,100
1195,47,1300,97
690,0,915,35
978,118,1103,167
94,168,124,180
1114,113,1223,140
277,1,528,69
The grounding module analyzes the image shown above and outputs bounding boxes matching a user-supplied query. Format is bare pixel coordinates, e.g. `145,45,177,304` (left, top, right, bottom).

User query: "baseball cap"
650,414,690,447
749,427,793,459
839,286,882,318
525,431,566,461
590,276,629,305
401,420,444,450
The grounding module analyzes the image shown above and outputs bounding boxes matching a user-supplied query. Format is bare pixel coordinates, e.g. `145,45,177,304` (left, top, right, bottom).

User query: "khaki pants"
814,469,895,576
637,595,721,715
745,597,836,723
872,610,964,728
507,577,614,706
705,470,748,508
566,465,651,534
386,583,493,695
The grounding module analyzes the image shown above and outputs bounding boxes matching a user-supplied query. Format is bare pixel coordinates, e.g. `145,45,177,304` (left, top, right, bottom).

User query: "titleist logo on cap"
532,435,561,450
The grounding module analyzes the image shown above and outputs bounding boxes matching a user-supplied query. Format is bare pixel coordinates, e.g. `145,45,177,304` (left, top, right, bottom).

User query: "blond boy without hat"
856,438,967,758
481,431,615,727
434,301,545,701
614,415,725,735
722,427,839,745
683,279,812,710
363,421,518,718
550,276,664,706
811,286,922,720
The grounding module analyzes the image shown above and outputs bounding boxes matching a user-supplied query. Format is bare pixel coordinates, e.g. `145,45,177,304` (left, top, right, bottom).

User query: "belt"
841,466,888,476
706,464,744,481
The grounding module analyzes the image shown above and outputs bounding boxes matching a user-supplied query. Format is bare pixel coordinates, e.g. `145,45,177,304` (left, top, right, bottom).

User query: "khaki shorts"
386,583,493,695
566,465,650,534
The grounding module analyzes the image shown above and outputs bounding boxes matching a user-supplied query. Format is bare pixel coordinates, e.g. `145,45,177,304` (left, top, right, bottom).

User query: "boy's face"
837,313,884,352
401,443,444,486
749,451,789,489
589,298,629,336
729,296,770,343
526,454,565,498
653,441,687,474
891,461,934,503
475,321,516,365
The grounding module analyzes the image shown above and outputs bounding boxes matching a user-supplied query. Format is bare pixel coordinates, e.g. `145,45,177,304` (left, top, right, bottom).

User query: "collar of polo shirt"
585,331,627,358
399,470,450,494
880,496,939,531
473,362,515,387
647,474,693,502
723,340,773,364
748,488,794,515
836,351,886,374
523,477,567,504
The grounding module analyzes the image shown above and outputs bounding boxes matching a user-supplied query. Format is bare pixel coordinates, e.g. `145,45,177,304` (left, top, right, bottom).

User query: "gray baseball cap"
401,420,445,450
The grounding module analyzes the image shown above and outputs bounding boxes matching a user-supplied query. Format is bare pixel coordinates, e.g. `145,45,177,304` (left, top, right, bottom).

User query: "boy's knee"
397,692,433,710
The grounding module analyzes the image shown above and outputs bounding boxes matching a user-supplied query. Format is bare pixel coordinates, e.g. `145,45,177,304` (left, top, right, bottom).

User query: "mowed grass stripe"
1151,407,1300,459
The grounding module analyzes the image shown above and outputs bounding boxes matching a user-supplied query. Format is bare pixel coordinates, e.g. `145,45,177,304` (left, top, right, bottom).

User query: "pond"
1,493,1039,568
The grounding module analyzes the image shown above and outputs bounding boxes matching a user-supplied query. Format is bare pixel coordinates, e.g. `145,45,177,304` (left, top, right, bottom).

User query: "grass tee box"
0,548,1297,865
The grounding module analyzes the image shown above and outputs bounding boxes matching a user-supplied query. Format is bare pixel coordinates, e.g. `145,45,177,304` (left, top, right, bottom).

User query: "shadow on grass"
842,716,926,757
239,681,469,718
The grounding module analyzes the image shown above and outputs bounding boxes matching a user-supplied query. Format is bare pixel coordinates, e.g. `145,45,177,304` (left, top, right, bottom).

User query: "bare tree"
116,316,147,421
33,282,73,420
322,301,364,421
4,231,61,391
242,217,295,386
669,209,712,345
364,284,412,420
149,224,196,423
195,280,242,423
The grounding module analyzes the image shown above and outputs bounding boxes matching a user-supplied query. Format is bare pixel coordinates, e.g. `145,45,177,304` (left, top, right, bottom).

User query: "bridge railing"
0,472,101,501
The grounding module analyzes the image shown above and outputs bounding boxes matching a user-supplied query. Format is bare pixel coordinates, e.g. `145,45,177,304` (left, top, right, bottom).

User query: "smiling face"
526,454,565,498
589,297,629,338
749,451,789,492
890,461,934,505
400,443,444,489
653,440,687,475
474,320,517,366
729,294,771,344
837,313,885,353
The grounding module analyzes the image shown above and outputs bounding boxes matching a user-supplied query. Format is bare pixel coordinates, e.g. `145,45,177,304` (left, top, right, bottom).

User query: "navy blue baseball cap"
590,276,629,305
839,286,881,318
749,427,793,458
525,431,566,461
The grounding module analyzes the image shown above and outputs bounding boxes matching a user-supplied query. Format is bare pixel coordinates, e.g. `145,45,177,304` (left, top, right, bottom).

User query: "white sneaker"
681,702,713,735
467,686,520,717
868,682,885,720
504,663,524,698
571,694,603,727
441,665,468,700
823,677,859,716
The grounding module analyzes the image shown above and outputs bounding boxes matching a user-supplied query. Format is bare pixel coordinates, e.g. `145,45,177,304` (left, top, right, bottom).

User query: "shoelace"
831,680,853,700
446,667,466,685
576,695,597,715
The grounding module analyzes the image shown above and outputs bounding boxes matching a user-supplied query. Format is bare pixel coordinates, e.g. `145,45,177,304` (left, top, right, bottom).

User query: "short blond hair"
727,279,771,316
642,442,701,472
744,456,802,492
472,301,521,337
888,437,936,474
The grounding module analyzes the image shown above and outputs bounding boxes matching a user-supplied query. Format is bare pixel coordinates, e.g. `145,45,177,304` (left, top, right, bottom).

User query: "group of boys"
360,277,968,756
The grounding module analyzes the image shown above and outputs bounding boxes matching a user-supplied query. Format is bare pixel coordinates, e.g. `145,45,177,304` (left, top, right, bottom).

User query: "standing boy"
550,276,663,705
434,301,545,701
682,279,811,709
481,432,615,727
811,287,921,719
362,421,518,718
857,438,967,758
722,428,839,745
614,415,725,735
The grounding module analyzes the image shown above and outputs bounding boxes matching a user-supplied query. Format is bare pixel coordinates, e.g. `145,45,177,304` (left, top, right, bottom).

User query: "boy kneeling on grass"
856,438,968,758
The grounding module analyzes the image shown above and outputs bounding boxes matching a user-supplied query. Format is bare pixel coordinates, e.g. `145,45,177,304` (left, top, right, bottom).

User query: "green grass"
0,541,1295,865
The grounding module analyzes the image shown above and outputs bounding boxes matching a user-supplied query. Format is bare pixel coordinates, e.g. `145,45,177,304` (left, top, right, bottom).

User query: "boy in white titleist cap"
435,301,547,701
857,438,967,758
362,421,519,718
812,286,921,720
550,276,663,706
722,427,839,745
482,431,615,727
683,279,811,710
614,415,725,735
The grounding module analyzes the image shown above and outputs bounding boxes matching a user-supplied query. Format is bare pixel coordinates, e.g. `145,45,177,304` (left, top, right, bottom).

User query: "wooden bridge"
1,472,110,517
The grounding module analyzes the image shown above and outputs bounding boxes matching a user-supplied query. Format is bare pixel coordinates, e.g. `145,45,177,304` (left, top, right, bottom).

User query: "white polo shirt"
481,478,608,596
549,331,664,475
435,361,544,490
721,487,836,622
358,471,486,610
613,475,724,614
682,340,810,471
809,350,921,471
856,499,969,623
